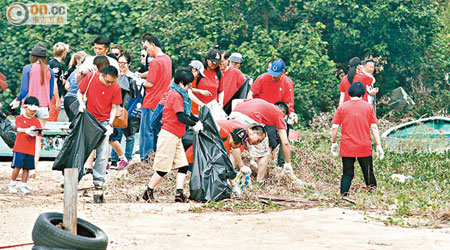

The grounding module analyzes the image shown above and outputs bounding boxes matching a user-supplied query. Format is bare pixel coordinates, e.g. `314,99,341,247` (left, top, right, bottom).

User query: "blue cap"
268,59,285,77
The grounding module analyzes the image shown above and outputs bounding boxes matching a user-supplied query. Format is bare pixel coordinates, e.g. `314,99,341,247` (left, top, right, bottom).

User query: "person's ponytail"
348,57,361,84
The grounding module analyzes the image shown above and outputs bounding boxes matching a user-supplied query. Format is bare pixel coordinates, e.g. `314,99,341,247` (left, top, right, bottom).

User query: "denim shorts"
11,152,35,170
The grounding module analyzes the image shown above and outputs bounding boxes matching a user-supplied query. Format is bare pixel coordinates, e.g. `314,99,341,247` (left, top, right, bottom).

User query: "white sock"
10,180,16,185
21,182,27,187
119,155,127,161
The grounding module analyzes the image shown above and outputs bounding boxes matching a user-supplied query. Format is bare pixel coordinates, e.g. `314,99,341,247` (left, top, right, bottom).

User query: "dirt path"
1,161,449,249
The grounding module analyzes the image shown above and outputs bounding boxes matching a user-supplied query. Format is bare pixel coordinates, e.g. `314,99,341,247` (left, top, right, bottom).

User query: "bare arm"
339,92,345,106
331,124,339,143
188,89,205,107
247,90,253,99
231,149,244,169
370,124,381,146
76,90,84,105
218,91,224,107
109,104,118,125
143,81,153,88
277,129,291,163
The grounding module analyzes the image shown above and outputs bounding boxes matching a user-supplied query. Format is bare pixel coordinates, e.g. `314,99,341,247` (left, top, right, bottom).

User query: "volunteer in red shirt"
230,99,295,182
191,49,224,115
338,57,374,105
331,82,384,196
142,67,203,203
77,65,122,190
140,36,172,162
219,51,246,113
248,59,294,114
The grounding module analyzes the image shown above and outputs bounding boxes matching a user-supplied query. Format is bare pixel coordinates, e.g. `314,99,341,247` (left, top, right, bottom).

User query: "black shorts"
265,126,280,149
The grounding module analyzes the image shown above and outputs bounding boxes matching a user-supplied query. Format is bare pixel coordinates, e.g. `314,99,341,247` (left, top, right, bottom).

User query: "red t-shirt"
251,73,294,113
13,115,42,155
161,89,186,138
233,99,287,130
78,72,122,122
332,99,377,157
195,69,224,104
222,67,246,105
143,54,172,109
338,73,373,102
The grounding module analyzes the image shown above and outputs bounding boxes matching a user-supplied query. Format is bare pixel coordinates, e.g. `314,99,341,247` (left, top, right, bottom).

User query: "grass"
108,112,450,228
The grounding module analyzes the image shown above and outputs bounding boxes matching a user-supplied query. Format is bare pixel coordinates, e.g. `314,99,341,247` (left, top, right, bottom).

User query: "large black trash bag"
189,106,236,202
52,111,106,181
223,76,251,115
0,111,16,148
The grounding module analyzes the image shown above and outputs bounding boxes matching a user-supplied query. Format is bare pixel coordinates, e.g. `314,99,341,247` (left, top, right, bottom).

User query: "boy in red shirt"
9,96,43,194
142,68,203,203
331,82,384,196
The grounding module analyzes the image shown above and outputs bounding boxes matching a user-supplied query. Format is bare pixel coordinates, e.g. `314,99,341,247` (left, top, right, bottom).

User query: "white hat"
229,53,243,63
25,104,39,111
189,60,205,77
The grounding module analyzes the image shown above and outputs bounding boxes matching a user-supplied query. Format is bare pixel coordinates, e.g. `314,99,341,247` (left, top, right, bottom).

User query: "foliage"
0,0,448,122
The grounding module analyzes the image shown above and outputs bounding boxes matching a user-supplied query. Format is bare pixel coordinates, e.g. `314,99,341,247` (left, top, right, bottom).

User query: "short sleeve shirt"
78,72,122,122
332,99,377,157
143,54,172,109
195,68,224,104
251,73,294,113
49,59,65,97
161,89,186,138
13,115,42,155
338,73,373,102
222,67,246,105
233,99,287,130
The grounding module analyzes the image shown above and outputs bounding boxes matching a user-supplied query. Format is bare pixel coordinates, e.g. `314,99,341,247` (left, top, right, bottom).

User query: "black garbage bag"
223,76,251,115
0,111,16,148
52,111,106,181
189,106,236,202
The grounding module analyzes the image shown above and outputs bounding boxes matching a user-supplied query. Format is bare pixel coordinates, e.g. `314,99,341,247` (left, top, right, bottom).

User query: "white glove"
240,165,252,175
10,99,20,109
376,145,385,160
24,126,38,137
283,162,293,173
331,143,339,157
104,124,114,136
193,121,203,132
78,102,86,113
287,112,298,125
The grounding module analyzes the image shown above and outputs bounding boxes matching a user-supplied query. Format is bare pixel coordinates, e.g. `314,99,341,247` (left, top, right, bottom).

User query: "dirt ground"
1,160,449,250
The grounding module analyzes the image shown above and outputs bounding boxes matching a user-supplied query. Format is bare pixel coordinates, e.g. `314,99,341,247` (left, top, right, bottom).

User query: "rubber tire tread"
32,212,108,250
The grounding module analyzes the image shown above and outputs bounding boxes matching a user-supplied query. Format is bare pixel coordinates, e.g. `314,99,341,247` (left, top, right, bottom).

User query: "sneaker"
117,160,129,171
18,185,31,194
8,183,17,194
94,184,106,191
174,192,186,203
85,168,93,175
142,187,155,202
106,164,111,170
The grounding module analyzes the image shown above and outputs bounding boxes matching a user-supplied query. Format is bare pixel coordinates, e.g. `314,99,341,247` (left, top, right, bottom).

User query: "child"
142,67,203,202
9,96,43,194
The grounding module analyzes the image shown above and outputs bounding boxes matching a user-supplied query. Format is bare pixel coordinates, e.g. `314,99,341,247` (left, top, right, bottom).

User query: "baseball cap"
229,53,243,63
207,49,222,64
268,59,286,77
231,128,249,147
29,45,49,57
25,104,39,111
189,60,205,77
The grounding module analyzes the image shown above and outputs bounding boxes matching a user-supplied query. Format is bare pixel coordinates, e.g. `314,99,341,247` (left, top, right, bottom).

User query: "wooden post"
63,168,78,234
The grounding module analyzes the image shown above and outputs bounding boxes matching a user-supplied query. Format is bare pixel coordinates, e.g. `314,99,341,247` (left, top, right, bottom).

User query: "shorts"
109,128,122,142
153,129,188,172
247,135,270,158
11,152,35,170
21,106,49,119
265,126,280,149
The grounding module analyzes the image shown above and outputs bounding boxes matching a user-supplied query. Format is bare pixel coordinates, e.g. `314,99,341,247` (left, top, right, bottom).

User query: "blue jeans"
150,104,164,151
93,121,109,185
140,108,155,160
111,132,136,161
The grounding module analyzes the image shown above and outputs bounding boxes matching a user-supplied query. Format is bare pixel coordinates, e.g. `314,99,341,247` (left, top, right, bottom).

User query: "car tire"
32,212,108,250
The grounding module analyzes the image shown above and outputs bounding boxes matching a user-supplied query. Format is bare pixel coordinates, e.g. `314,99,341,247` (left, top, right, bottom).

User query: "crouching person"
142,68,203,203
331,82,384,196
